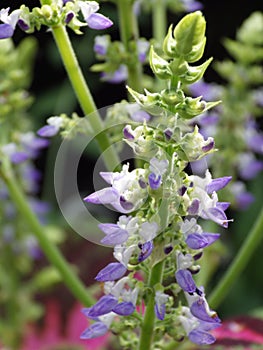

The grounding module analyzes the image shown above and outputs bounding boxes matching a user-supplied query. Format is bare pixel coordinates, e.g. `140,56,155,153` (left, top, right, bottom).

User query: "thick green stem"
209,206,263,309
152,0,167,45
138,260,164,350
117,0,143,93
51,25,120,171
1,164,94,307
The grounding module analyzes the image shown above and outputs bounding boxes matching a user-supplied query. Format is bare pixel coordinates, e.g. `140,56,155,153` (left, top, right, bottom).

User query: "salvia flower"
154,291,169,320
0,8,21,39
78,1,113,30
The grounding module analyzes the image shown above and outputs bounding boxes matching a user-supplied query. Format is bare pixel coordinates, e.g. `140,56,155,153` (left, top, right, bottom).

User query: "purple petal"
10,151,28,164
216,202,230,211
186,233,220,250
188,329,216,345
130,110,151,122
138,240,154,262
190,298,221,323
65,11,74,24
86,13,113,30
112,302,135,316
37,125,59,137
120,196,134,211
85,294,118,317
17,18,30,31
204,207,231,228
80,322,108,339
0,23,14,39
123,126,135,140
154,303,166,321
84,187,119,205
188,199,200,215
175,269,196,293
235,191,254,210
148,173,162,190
99,224,129,245
206,176,232,194
202,139,215,152
95,262,127,282
239,159,263,180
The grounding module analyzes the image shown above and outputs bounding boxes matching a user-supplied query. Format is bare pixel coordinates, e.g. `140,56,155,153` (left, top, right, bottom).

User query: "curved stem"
117,0,143,93
208,205,263,309
51,25,120,171
138,260,164,350
0,164,95,307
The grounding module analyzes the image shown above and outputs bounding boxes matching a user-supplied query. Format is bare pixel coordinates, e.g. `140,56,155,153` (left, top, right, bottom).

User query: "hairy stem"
51,25,120,171
209,206,263,309
1,164,95,307
138,260,164,350
117,0,143,93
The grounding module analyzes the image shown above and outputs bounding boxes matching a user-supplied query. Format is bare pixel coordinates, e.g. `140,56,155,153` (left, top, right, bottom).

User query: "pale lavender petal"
188,329,216,345
186,233,209,249
190,298,221,323
202,233,220,246
206,176,232,194
86,13,113,30
130,110,151,122
84,187,119,205
37,125,59,137
80,322,108,339
0,23,14,39
112,301,135,316
175,269,196,293
99,224,129,245
148,173,161,190
138,240,154,262
95,262,126,282
204,207,231,228
10,151,28,164
85,294,118,317
120,196,134,211
216,202,230,211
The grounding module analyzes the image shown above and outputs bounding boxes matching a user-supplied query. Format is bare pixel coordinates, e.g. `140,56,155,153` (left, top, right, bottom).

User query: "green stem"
1,164,94,307
208,205,263,309
117,0,143,93
152,0,167,45
51,25,120,171
138,260,164,350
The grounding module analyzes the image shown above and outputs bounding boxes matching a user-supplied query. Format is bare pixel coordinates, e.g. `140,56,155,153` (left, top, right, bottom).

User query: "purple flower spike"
99,223,129,246
85,294,118,317
80,322,108,339
186,233,220,250
190,298,221,324
112,302,135,316
86,13,113,30
0,23,14,39
175,269,196,293
188,329,216,345
138,240,154,262
206,176,232,194
148,173,162,190
95,262,127,282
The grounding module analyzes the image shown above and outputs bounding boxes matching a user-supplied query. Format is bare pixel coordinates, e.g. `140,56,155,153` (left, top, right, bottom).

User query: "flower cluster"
0,1,113,40
189,12,263,210
81,12,233,348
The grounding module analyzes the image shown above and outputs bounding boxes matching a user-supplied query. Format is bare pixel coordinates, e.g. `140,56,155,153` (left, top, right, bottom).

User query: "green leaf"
173,11,206,62
149,46,172,79
179,57,213,85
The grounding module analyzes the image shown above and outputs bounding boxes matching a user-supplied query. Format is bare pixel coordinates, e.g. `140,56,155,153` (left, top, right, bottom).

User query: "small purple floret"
175,269,196,293
189,329,216,345
148,173,161,190
80,322,108,339
206,176,232,194
86,13,113,30
190,298,221,324
95,262,127,282
0,23,14,39
138,240,154,262
37,125,59,138
112,302,135,316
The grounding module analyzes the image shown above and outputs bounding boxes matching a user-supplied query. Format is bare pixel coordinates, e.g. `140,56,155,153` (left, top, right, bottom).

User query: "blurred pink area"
21,300,109,350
